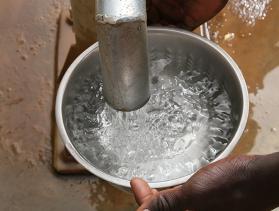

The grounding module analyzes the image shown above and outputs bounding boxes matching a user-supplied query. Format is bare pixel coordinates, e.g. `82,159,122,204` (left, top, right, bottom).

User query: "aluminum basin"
56,27,249,189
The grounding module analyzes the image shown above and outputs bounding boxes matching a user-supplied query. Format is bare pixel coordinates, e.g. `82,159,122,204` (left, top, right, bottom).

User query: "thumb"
131,179,189,211
131,178,158,205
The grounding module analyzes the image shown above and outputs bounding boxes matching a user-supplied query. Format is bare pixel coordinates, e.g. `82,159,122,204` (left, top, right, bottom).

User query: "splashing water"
229,0,272,26
64,55,234,182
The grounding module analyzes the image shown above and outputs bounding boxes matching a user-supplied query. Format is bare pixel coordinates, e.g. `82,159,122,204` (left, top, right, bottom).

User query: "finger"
152,189,159,195
150,0,228,30
138,185,190,211
152,0,184,22
147,5,161,25
131,178,155,205
182,0,228,29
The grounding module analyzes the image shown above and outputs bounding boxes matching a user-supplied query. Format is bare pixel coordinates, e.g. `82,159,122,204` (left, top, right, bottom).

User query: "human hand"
147,0,228,30
131,153,279,211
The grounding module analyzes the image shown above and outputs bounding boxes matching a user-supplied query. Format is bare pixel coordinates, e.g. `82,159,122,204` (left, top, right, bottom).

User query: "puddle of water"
208,1,279,155
248,67,279,154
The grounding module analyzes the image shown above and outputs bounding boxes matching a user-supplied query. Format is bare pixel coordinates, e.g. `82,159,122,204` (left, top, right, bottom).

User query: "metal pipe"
96,0,150,111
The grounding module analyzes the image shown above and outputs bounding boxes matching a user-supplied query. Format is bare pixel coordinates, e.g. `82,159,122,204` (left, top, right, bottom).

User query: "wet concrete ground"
0,0,278,210
209,2,279,155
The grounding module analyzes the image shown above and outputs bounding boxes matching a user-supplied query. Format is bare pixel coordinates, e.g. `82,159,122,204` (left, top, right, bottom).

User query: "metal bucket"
56,27,249,190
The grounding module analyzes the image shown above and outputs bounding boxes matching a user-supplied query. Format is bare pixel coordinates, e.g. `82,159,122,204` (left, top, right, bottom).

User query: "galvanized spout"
96,0,150,111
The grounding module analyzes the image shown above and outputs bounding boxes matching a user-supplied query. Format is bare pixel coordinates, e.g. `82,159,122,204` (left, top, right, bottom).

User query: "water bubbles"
65,55,234,182
229,0,272,26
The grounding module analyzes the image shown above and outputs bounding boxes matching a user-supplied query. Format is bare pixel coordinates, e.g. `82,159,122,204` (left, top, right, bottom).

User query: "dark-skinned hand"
131,153,279,211
147,0,229,30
